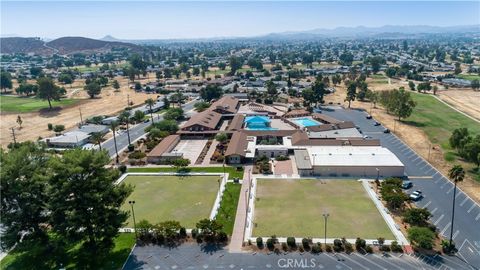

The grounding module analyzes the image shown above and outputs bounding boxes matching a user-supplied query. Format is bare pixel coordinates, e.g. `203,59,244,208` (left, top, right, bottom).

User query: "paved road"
102,100,198,158
321,106,480,269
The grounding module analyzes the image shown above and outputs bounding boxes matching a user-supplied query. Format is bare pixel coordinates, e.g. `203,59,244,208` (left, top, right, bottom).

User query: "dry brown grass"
0,74,160,147
437,88,480,121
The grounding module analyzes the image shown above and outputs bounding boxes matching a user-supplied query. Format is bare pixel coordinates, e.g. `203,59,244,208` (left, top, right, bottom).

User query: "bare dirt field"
437,88,480,121
0,74,160,147
325,82,480,203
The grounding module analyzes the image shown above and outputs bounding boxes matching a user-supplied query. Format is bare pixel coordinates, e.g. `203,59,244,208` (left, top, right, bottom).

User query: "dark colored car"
366,115,373,119
383,128,391,133
374,121,381,126
401,181,413,189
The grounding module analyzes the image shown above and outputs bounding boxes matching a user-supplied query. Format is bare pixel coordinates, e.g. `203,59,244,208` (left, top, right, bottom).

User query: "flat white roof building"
295,146,405,178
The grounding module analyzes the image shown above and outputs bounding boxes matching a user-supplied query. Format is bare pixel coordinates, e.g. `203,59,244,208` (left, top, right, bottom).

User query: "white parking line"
452,230,460,240
351,253,386,270
324,254,353,270
467,204,476,213
475,213,480,221
431,208,438,214
460,197,469,206
337,254,370,270
412,156,421,163
446,186,455,194
434,214,445,225
455,192,462,199
440,222,452,236
423,201,432,208
371,254,404,270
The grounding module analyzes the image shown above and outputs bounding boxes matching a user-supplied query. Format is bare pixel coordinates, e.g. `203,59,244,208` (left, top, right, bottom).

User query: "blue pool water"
244,115,278,130
292,117,321,127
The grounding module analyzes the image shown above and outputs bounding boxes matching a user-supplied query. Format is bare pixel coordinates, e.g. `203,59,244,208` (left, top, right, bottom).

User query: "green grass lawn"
405,93,480,149
121,175,221,228
253,179,395,240
0,233,135,270
458,74,480,81
0,95,79,113
405,93,480,181
127,166,244,179
215,183,241,235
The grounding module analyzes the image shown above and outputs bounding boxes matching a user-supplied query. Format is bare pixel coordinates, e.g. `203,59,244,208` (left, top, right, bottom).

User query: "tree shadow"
400,120,427,128
120,254,146,270
38,107,62,117
199,243,225,255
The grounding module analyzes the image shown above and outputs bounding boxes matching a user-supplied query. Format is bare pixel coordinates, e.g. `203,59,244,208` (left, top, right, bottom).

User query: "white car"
409,190,423,201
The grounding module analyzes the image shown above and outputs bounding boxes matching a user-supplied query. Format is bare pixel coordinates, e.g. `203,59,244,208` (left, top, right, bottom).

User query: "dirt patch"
324,83,480,203
437,88,480,121
0,74,160,147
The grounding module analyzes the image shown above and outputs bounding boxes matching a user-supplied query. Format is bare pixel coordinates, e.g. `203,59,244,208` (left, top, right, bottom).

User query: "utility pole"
129,201,138,240
428,143,432,161
127,94,130,107
11,127,17,145
323,213,329,247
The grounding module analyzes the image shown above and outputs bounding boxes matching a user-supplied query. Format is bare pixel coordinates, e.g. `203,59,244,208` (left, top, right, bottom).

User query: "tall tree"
36,77,66,109
0,142,50,250
110,121,120,164
84,82,102,98
145,98,156,125
0,71,13,93
48,149,132,265
393,89,416,120
90,132,105,150
119,110,132,145
447,165,465,250
112,80,120,91
345,81,357,108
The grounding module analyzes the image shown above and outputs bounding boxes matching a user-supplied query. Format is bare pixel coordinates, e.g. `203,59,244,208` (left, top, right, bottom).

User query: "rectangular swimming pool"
291,117,321,127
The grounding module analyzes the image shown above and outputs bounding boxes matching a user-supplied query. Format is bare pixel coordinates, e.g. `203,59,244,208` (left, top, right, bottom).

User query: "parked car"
374,121,381,126
401,181,413,189
409,190,423,201
366,114,373,119
143,119,150,123
363,135,372,139
383,128,391,133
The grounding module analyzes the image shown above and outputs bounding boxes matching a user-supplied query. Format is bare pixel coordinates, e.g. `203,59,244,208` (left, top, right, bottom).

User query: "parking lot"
321,106,480,269
124,243,450,270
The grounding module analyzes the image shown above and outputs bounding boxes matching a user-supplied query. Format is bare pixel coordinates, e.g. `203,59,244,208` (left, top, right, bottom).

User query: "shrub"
217,231,228,243
256,237,264,249
118,165,127,174
325,244,332,252
302,238,311,250
196,235,203,244
191,228,198,238
365,245,373,253
299,246,304,253
274,247,281,254
266,238,275,251
355,238,367,252
287,237,296,249
311,243,322,254
275,155,289,161
128,151,146,159
408,226,435,249
282,242,288,252
179,227,187,238
391,241,403,253
128,144,135,152
333,239,344,252
344,242,354,254
47,123,53,130
53,124,65,133
380,245,391,252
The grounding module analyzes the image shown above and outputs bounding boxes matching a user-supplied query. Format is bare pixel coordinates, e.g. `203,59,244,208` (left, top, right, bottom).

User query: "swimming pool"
244,115,278,130
292,117,321,127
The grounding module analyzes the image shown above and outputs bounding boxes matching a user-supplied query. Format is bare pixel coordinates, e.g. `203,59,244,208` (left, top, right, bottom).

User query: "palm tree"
447,164,465,249
119,110,131,145
145,98,155,125
91,132,105,150
110,121,120,164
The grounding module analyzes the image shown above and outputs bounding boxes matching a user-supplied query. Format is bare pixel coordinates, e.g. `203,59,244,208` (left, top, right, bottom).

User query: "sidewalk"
228,165,252,253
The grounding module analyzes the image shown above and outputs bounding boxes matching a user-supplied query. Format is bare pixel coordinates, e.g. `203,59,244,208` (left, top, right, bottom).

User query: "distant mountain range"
1,25,479,54
100,24,480,44
0,36,141,55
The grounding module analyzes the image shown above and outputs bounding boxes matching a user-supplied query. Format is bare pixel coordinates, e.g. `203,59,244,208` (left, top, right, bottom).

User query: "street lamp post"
323,213,329,246
129,200,138,240
376,168,380,181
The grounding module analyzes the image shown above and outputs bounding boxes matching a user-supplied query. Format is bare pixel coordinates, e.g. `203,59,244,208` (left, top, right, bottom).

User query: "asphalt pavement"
102,100,198,158
321,106,480,269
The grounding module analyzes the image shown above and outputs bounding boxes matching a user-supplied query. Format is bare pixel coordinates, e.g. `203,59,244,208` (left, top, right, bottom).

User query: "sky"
1,1,479,39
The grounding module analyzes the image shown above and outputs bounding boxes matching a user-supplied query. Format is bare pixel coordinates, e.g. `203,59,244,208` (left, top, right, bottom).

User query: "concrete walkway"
228,165,252,253
202,140,218,165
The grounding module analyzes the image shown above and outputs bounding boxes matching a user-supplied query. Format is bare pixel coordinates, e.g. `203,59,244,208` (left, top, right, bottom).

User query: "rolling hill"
0,36,141,55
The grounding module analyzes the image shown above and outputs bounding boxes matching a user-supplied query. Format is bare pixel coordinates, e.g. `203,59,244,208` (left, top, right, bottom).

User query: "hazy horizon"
1,1,479,40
